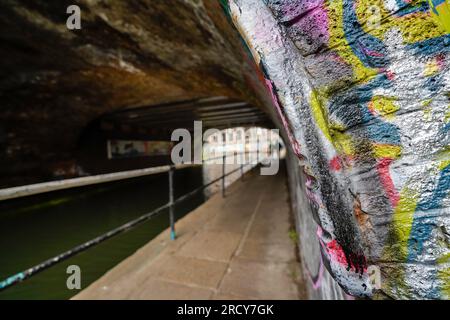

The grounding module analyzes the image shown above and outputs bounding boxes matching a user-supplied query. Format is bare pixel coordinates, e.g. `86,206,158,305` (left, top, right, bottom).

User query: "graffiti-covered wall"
226,0,450,299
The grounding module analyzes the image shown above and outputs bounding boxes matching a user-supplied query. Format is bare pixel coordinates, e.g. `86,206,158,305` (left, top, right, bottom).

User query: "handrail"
203,150,259,162
0,159,265,292
0,152,262,201
0,164,196,202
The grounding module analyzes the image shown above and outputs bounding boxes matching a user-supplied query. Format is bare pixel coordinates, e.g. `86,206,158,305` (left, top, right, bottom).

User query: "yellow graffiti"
373,144,402,159
310,91,361,159
437,253,450,299
370,96,400,120
310,90,333,141
327,0,377,83
424,58,441,77
422,99,433,107
355,0,446,43
439,159,450,171
421,99,433,121
385,186,419,260
309,93,404,161
445,105,450,122
429,0,450,33
333,130,356,156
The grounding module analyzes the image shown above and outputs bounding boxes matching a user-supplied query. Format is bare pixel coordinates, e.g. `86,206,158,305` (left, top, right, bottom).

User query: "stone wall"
227,0,449,299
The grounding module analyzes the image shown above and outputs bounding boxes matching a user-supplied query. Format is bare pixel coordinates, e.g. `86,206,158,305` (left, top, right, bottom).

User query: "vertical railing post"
168,165,176,240
240,155,244,181
222,152,226,198
241,142,245,181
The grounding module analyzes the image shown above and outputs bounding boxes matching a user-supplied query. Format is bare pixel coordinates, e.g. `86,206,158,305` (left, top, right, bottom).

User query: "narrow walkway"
74,166,304,299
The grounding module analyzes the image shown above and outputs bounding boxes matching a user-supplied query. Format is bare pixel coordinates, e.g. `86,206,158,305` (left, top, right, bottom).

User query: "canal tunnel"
0,1,449,300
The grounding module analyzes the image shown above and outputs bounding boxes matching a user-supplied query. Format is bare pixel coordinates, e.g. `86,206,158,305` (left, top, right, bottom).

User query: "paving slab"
218,258,301,300
151,255,228,289
177,230,242,262
236,240,296,263
135,278,214,300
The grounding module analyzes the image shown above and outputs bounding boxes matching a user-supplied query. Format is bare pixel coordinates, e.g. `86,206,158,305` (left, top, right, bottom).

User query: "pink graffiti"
385,69,396,81
318,225,367,273
281,1,330,43
361,45,385,58
326,239,349,266
329,156,342,171
436,53,446,70
377,158,400,207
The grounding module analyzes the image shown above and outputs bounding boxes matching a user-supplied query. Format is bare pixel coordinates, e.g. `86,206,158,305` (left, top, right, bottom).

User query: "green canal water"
0,167,205,300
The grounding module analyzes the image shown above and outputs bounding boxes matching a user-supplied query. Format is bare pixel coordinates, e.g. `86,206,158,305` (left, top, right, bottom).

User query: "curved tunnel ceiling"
101,96,272,134
0,1,277,187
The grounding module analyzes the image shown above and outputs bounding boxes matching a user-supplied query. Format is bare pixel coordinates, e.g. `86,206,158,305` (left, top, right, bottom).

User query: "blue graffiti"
407,35,450,57
405,163,450,298
395,0,429,16
407,164,450,260
329,73,401,146
343,0,389,69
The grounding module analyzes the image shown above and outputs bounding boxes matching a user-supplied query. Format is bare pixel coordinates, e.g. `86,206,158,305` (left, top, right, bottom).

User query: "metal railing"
0,151,268,292
0,164,194,201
